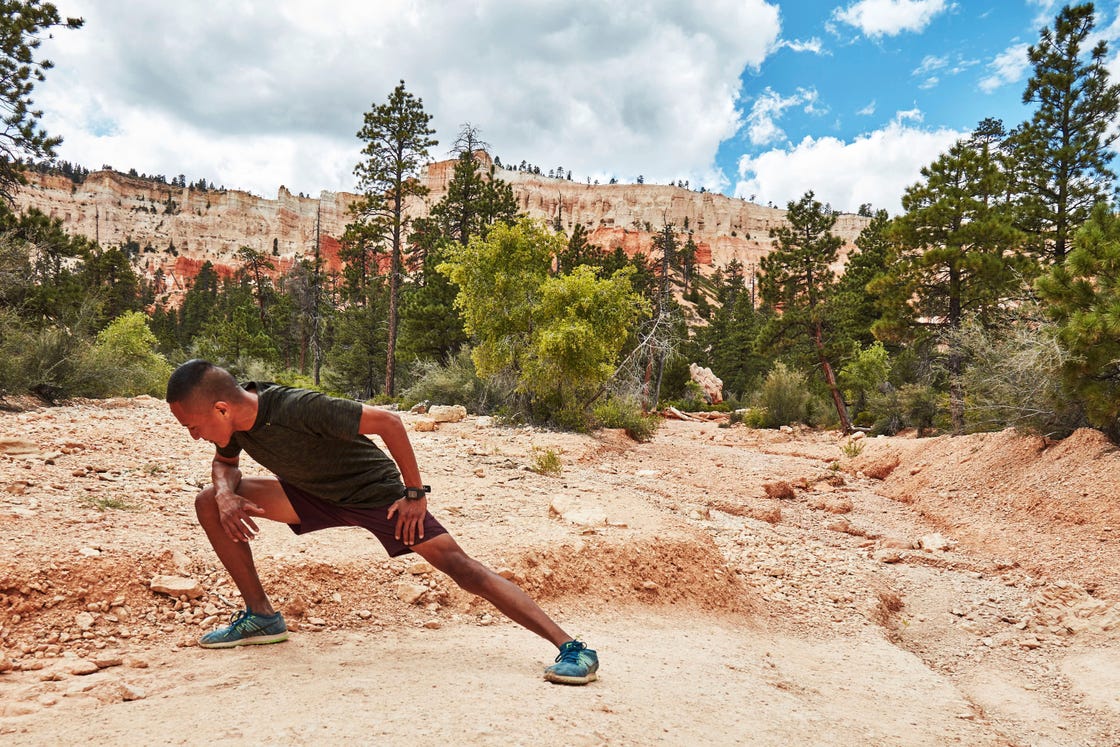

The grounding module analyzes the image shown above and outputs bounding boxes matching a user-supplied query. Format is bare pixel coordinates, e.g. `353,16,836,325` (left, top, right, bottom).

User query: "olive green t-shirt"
216,382,404,508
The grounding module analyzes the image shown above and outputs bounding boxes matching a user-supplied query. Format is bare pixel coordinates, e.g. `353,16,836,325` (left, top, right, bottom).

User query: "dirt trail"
2,398,1119,745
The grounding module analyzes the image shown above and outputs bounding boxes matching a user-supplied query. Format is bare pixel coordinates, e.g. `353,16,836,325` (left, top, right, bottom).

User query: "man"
165,359,597,685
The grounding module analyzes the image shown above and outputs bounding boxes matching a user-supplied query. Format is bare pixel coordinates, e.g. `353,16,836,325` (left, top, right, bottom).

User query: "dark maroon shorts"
280,481,448,558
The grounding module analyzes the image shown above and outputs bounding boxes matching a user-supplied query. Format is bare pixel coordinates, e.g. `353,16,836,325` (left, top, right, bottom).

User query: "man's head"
166,359,246,447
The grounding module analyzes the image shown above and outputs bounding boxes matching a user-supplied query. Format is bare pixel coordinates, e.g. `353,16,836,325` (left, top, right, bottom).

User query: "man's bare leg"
193,477,299,616
411,533,571,647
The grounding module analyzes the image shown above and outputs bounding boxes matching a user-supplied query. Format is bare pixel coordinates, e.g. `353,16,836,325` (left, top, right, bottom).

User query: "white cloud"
857,100,877,116
914,54,947,75
746,87,822,146
833,0,952,38
35,0,782,197
979,42,1031,93
779,37,824,54
734,118,962,214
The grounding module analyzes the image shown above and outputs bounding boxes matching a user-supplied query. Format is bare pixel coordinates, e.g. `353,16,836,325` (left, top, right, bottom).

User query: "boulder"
429,405,467,423
149,575,204,599
688,363,723,405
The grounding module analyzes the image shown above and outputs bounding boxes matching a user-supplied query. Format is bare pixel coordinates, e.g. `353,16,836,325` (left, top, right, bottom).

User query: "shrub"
79,312,172,397
401,349,501,414
529,447,563,476
592,396,660,442
755,362,811,427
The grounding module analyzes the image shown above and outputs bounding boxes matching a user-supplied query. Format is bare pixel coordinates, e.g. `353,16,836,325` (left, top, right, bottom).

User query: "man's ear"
212,401,230,418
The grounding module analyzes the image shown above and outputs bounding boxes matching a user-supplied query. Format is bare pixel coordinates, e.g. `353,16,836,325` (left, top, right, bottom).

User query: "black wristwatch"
403,485,431,501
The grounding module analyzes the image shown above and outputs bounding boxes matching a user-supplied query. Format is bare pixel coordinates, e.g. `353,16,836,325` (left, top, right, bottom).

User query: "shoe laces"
228,610,253,629
555,640,587,664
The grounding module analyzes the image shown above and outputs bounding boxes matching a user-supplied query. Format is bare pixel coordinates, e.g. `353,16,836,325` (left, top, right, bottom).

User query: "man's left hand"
387,496,427,546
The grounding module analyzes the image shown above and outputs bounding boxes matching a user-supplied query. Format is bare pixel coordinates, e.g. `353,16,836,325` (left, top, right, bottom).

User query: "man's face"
169,398,234,448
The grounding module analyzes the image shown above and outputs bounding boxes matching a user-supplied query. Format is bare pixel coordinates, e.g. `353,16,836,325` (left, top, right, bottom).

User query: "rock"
408,561,435,575
70,659,100,676
413,418,437,432
763,481,796,500
918,533,954,552
149,575,204,599
813,496,853,514
409,401,429,414
306,617,327,626
395,582,428,605
119,682,146,701
74,611,96,631
429,405,466,423
124,656,149,669
423,620,442,629
688,363,724,404
635,469,659,477
549,494,608,527
79,547,101,557
641,580,658,590
94,656,123,669
0,438,38,455
873,549,904,564
0,653,12,673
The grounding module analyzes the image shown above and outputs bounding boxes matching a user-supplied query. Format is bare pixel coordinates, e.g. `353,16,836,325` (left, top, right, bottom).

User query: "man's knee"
195,486,217,519
421,542,491,592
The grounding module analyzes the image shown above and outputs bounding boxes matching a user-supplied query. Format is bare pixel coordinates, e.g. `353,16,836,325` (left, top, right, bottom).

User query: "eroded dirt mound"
852,428,1120,592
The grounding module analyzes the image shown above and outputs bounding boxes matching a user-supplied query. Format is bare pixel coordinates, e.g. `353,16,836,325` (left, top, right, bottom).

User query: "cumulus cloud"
35,0,781,196
734,116,962,214
745,87,822,146
979,42,1031,93
832,0,952,38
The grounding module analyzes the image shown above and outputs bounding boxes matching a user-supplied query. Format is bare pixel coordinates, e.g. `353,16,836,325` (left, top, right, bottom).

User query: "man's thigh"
233,476,300,524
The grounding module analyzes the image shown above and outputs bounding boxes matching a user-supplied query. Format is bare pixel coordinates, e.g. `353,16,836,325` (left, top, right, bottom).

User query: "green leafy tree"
1010,2,1120,262
522,265,647,424
81,311,171,397
438,219,560,386
351,81,437,395
757,191,852,431
0,2,83,202
80,245,141,327
694,261,771,398
1035,204,1120,439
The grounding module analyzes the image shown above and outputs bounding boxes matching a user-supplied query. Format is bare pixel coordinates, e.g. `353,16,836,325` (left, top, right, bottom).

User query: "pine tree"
757,191,852,431
351,81,437,396
1011,2,1120,262
875,127,1027,432
0,2,82,203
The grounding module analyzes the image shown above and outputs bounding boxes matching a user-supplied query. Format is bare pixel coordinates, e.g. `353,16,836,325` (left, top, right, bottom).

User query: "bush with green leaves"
948,311,1083,437
754,362,812,427
592,396,660,442
80,311,172,397
839,341,891,424
400,348,507,414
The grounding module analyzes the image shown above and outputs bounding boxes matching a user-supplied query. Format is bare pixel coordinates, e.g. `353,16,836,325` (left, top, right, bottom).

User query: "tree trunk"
813,322,852,433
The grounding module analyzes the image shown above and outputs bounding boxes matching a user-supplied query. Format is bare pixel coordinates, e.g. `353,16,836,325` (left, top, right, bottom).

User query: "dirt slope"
1,398,1119,745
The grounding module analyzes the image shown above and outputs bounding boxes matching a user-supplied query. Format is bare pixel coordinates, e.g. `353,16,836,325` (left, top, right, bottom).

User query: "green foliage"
754,362,812,428
401,348,501,414
1012,2,1120,262
351,80,438,396
0,2,83,202
439,218,558,380
947,310,1082,436
591,396,660,442
529,447,563,476
840,437,865,459
523,265,648,421
838,341,891,421
79,311,171,397
1036,204,1120,438
757,191,851,430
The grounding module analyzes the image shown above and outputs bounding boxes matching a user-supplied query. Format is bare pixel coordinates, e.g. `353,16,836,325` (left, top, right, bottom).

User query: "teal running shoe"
199,609,288,649
544,639,598,685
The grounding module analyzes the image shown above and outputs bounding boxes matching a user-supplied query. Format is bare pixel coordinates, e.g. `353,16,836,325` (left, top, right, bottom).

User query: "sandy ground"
2,396,1120,746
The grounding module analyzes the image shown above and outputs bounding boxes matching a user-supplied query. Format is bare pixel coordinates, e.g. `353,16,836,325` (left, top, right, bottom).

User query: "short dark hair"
165,359,241,405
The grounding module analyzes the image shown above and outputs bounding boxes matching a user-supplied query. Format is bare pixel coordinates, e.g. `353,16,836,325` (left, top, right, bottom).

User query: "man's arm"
211,452,265,543
359,405,428,545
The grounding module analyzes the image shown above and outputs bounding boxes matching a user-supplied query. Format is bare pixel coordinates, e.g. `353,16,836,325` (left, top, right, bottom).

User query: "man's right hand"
215,491,267,543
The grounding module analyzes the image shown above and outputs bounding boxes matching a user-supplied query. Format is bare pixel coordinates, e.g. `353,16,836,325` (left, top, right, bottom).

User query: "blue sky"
33,1,1120,215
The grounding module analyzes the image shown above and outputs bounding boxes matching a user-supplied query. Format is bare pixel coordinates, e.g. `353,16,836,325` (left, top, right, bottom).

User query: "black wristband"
403,485,431,501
